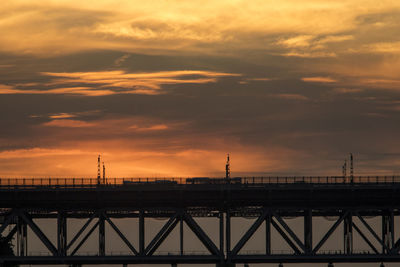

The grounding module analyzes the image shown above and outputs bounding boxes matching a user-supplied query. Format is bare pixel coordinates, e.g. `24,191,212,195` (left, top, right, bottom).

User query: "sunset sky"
1,0,400,177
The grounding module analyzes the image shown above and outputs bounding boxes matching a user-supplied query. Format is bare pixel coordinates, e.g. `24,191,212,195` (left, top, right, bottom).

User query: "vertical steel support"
57,211,67,256
17,217,27,256
304,209,312,254
382,214,388,254
99,211,105,256
265,212,271,255
226,209,231,262
390,210,394,251
344,212,353,254
180,213,184,255
139,210,145,255
219,211,224,264
382,212,394,254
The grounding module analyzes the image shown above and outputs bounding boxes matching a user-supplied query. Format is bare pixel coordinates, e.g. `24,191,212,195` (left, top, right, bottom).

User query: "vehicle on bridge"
122,179,178,185
186,177,242,184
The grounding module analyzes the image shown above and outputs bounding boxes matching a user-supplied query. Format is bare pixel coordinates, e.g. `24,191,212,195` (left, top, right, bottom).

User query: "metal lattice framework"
1,178,400,266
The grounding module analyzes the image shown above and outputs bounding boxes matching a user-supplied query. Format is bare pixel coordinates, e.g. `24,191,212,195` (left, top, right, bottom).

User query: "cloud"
276,34,353,58
282,51,337,58
301,76,337,83
358,78,400,89
129,124,168,131
0,70,239,96
357,41,400,54
239,77,272,84
273,94,309,101
43,119,96,128
114,54,131,66
49,113,78,119
0,147,92,159
0,86,116,96
0,1,399,56
41,116,172,134
332,88,364,94
277,35,314,48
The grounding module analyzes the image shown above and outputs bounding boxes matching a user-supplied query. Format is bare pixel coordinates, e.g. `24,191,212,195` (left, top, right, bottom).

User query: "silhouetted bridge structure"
1,176,400,266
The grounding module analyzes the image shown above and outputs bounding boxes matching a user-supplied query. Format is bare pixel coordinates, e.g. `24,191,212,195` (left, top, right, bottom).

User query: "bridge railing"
0,176,400,188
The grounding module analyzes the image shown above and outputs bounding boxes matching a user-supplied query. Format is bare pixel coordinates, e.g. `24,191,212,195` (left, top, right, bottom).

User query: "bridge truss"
1,179,400,266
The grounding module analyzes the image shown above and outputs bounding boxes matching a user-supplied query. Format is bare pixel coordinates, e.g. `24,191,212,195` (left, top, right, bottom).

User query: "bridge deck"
0,177,399,210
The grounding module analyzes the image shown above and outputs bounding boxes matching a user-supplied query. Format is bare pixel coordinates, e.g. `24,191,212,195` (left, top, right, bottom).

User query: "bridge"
1,176,400,266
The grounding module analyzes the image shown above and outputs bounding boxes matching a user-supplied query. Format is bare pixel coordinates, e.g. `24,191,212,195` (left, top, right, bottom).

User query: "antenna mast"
97,155,101,185
102,162,106,184
342,159,347,182
350,153,354,183
225,154,230,180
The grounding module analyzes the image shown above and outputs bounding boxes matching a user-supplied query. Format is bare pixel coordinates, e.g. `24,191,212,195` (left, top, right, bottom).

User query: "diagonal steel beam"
392,239,400,253
312,211,348,254
355,212,389,252
272,211,306,253
104,213,138,255
147,218,179,256
352,222,379,254
146,214,179,256
0,210,15,235
66,211,97,251
271,218,301,254
70,221,99,256
18,210,58,256
231,210,268,255
183,212,221,256
4,225,17,243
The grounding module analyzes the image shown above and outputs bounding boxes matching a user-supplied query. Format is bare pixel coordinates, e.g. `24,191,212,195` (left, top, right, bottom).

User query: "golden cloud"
301,76,337,83
0,70,239,96
0,0,399,56
273,94,309,101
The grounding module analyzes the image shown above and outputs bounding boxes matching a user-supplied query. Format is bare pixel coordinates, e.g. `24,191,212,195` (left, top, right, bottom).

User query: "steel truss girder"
2,207,400,265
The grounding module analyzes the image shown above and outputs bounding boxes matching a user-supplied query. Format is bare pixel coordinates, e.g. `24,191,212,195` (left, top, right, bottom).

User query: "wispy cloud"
277,35,314,48
273,93,309,101
114,54,131,66
0,86,115,96
49,113,78,119
43,119,96,128
129,124,168,131
0,70,240,96
358,78,400,89
301,76,337,83
239,77,272,84
332,88,364,94
276,34,353,58
41,116,172,133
